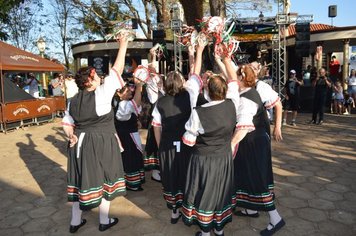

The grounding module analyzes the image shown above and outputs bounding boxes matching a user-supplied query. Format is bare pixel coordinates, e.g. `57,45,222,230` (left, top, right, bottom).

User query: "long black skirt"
118,131,145,190
143,120,160,170
233,131,275,211
159,143,191,210
67,131,126,211
182,151,234,232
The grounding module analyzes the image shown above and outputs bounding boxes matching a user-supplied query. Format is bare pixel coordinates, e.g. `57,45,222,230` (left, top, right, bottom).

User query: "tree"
179,0,204,25
0,0,24,40
71,0,156,39
48,0,78,69
3,0,44,51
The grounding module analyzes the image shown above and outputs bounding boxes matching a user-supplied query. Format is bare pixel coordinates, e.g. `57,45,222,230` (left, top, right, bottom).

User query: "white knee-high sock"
268,209,282,229
246,209,258,214
99,198,111,224
214,229,224,235
70,202,82,226
171,209,180,218
201,231,210,236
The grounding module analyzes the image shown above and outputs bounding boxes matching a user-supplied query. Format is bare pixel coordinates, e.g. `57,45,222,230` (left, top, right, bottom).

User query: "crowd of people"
282,56,355,126
61,25,287,236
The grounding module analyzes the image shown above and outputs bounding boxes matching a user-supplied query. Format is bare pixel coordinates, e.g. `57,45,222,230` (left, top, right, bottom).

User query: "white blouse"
182,81,240,146
256,80,280,109
62,68,125,127
348,77,356,86
116,100,142,121
235,88,258,132
151,73,203,127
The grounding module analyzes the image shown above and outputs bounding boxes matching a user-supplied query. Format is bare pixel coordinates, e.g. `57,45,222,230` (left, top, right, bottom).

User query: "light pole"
36,37,47,96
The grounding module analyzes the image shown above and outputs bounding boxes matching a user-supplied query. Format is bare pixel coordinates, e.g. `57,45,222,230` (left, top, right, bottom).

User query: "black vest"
70,90,114,133
194,99,236,155
156,91,191,147
240,88,270,136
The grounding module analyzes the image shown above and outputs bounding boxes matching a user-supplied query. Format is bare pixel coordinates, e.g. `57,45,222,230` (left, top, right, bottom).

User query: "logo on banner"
37,105,51,112
13,106,30,116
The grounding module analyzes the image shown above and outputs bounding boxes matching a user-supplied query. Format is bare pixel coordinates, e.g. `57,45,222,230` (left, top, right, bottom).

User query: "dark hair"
237,65,256,88
75,67,95,90
164,71,185,96
208,75,227,101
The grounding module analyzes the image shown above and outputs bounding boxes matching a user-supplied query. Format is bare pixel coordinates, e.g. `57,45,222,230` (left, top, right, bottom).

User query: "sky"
38,0,355,62
276,0,354,27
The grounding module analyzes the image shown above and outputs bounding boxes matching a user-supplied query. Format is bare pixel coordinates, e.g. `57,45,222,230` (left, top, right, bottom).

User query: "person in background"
332,80,344,115
309,68,332,125
329,55,340,83
347,69,356,104
26,73,40,98
64,73,78,106
114,78,145,191
283,70,303,126
303,65,311,86
343,92,355,115
51,73,65,96
261,67,274,123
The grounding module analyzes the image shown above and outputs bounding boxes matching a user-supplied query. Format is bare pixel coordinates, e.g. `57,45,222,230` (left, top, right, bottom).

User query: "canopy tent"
0,41,65,71
0,41,65,131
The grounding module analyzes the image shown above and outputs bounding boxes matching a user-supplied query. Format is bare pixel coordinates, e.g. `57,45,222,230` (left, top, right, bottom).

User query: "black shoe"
127,186,144,191
151,176,161,183
260,219,286,236
170,212,182,224
234,209,260,218
195,232,202,236
99,218,119,232
69,219,87,233
308,120,316,124
317,120,324,125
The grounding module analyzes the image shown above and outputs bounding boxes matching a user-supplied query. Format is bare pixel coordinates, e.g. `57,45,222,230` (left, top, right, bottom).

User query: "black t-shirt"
315,76,331,94
285,77,302,97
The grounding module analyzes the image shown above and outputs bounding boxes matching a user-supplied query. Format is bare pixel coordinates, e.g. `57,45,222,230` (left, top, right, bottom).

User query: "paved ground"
0,113,355,236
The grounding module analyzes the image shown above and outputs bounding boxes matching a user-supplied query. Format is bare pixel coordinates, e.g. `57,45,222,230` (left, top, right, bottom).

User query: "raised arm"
113,36,129,75
133,78,143,107
193,42,205,75
188,45,195,75
222,57,237,81
214,55,228,80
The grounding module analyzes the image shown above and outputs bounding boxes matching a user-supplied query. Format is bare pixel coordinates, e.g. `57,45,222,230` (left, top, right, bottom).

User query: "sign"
88,56,109,76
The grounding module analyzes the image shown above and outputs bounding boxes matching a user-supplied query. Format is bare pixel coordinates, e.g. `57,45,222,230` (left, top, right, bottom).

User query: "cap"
290,69,296,74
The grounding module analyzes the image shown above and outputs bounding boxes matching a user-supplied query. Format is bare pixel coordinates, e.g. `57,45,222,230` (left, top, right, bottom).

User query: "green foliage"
0,0,24,40
2,0,44,50
75,0,128,38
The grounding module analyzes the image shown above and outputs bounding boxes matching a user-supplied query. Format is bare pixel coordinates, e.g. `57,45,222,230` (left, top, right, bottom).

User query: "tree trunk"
179,0,204,26
209,0,226,17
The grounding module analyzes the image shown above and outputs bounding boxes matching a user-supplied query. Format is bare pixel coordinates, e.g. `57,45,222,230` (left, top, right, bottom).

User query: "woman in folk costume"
151,42,204,223
229,64,285,236
181,53,239,236
144,47,164,182
62,35,130,233
114,78,145,191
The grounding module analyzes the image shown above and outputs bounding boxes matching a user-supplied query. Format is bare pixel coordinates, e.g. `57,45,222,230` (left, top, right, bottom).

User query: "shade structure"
0,41,65,72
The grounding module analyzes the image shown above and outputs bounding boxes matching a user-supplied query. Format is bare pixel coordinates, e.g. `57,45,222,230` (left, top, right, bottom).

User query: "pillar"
316,42,323,70
343,39,350,90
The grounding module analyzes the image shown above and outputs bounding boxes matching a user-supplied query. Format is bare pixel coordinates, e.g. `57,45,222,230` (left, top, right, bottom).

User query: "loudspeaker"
295,23,310,57
295,41,310,57
152,29,165,39
328,5,337,18
295,23,310,41
131,18,138,29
